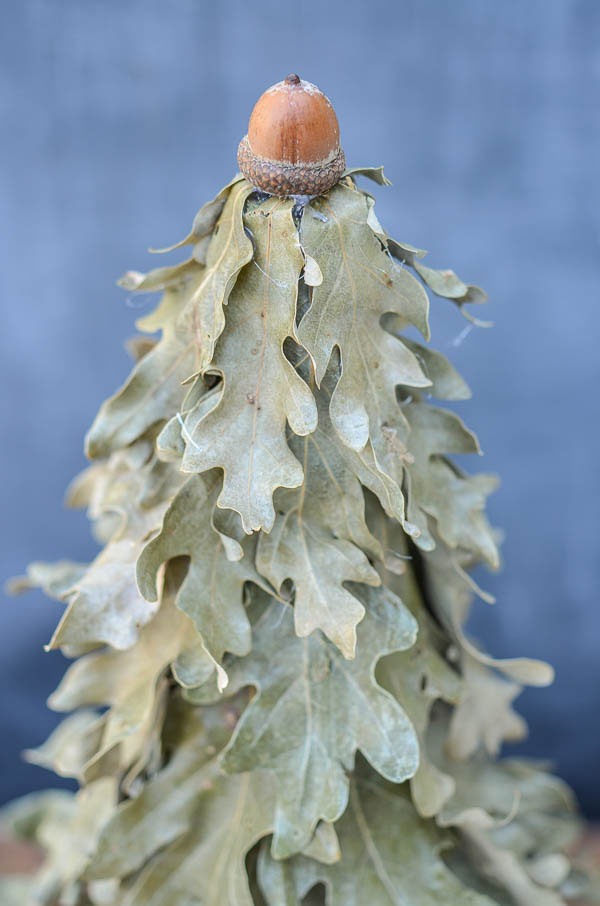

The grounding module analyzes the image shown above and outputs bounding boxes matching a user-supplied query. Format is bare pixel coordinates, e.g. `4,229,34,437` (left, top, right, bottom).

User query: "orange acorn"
237,74,345,197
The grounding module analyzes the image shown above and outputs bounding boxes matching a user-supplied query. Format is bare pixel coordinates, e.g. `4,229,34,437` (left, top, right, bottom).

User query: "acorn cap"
237,74,346,197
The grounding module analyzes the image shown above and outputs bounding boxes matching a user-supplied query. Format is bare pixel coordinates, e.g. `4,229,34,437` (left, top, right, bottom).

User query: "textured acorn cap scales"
237,74,346,197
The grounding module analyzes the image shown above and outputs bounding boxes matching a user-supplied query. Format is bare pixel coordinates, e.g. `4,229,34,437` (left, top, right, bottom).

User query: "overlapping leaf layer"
3,171,584,905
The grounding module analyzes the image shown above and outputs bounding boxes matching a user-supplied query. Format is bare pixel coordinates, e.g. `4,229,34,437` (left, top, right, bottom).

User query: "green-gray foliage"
3,170,585,905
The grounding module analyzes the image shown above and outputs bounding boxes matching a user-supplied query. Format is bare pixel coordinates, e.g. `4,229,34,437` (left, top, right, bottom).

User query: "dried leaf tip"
237,75,345,197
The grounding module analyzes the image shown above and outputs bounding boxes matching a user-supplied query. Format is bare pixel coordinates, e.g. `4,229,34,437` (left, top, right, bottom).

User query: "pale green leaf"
119,771,274,906
256,485,380,658
45,443,185,654
87,703,233,881
388,237,492,326
7,560,86,599
459,820,567,906
428,718,576,836
287,390,384,562
87,177,255,460
24,711,100,780
48,538,159,653
398,336,471,401
379,630,461,818
423,538,555,688
66,440,152,518
258,775,498,906
298,183,430,453
401,400,500,564
206,589,418,858
149,173,246,255
343,166,392,186
118,257,200,292
302,252,323,287
369,507,461,817
447,656,527,761
85,276,201,459
137,473,270,689
89,701,275,906
2,781,117,906
302,822,341,865
177,197,317,532
316,360,406,525
48,569,199,782
183,178,254,370
1,788,74,841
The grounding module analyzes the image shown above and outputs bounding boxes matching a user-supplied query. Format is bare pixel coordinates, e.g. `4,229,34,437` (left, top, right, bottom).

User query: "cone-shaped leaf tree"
3,75,586,906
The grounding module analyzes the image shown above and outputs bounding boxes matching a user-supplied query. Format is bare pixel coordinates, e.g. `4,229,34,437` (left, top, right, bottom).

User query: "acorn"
237,74,346,197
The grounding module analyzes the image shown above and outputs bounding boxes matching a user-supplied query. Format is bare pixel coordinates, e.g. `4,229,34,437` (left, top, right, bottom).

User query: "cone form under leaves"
3,165,590,905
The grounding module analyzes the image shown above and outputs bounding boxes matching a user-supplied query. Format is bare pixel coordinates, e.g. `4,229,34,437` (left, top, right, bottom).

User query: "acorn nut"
237,74,346,197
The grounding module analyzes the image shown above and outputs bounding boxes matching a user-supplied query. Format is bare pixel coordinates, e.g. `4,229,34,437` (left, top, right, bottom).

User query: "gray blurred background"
1,0,599,813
